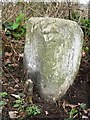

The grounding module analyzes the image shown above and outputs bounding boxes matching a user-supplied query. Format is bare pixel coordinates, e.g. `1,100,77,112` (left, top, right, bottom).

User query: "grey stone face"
24,17,83,102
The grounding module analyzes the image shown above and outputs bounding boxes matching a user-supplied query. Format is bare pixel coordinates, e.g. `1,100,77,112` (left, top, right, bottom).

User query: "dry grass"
2,2,88,23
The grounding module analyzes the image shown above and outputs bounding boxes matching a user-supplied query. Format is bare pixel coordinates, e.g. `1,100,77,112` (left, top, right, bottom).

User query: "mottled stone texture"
24,17,83,102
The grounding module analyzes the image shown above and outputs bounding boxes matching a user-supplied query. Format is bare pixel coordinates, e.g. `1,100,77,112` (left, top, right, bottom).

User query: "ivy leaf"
0,92,8,97
15,99,22,104
13,104,20,108
11,22,20,30
0,100,7,106
16,13,24,23
80,103,87,110
69,108,78,118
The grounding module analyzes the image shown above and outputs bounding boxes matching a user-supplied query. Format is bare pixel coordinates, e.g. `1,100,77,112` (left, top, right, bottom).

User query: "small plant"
3,13,26,39
80,103,87,110
0,100,7,106
26,104,41,116
0,92,8,106
65,103,88,120
0,92,8,98
69,108,78,118
80,19,90,36
12,94,41,118
71,11,80,22
11,13,25,30
13,98,24,111
70,11,90,37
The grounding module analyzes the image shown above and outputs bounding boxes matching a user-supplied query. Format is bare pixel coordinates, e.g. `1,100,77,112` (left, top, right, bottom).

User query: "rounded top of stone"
27,17,83,36
28,17,76,23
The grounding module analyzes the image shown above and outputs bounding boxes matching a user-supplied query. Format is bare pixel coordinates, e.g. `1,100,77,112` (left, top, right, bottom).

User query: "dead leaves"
9,111,25,119
45,111,49,115
61,100,90,119
4,52,12,65
5,52,12,57
9,111,18,119
4,51,22,67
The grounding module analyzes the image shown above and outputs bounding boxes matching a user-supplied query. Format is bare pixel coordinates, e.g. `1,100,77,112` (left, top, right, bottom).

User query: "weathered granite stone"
24,17,83,102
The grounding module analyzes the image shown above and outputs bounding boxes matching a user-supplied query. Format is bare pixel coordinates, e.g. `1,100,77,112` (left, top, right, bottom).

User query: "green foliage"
84,46,89,52
13,99,23,108
13,98,24,111
3,13,26,39
0,92,8,106
71,11,80,22
0,100,7,106
65,103,88,120
0,92,8,98
12,22,20,30
26,105,41,116
70,10,90,38
69,108,78,118
80,19,90,36
11,13,25,30
12,94,41,117
80,103,87,110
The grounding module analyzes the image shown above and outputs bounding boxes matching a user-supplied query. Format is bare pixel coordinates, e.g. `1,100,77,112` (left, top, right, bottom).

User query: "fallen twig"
3,65,16,81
